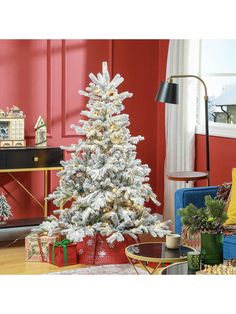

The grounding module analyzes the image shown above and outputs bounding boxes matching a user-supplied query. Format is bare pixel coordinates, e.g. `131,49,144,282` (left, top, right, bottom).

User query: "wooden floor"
0,234,163,275
0,245,89,275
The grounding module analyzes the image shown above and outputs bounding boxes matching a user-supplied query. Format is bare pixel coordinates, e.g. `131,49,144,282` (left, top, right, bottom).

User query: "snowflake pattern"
98,250,106,258
78,249,84,255
87,239,94,246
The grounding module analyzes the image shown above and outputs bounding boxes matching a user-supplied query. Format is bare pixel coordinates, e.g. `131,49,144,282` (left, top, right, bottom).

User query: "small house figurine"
35,116,47,147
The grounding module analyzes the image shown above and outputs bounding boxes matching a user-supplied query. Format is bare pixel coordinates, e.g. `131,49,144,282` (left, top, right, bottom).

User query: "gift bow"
52,239,71,266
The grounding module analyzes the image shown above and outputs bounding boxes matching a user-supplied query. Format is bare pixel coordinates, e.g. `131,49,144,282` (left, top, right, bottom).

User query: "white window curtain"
164,39,200,229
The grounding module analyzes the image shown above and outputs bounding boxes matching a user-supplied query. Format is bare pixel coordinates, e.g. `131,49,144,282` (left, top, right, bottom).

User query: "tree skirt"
48,264,147,275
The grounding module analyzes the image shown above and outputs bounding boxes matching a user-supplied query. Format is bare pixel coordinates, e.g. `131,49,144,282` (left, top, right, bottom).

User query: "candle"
187,251,201,271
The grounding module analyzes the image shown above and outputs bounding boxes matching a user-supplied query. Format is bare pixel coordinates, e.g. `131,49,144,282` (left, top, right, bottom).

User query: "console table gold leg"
44,170,49,217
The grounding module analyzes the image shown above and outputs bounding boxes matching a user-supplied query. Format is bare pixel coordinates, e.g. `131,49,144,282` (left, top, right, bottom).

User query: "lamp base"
167,171,208,183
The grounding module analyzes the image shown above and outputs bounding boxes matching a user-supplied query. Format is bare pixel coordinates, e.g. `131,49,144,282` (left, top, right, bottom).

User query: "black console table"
0,147,63,217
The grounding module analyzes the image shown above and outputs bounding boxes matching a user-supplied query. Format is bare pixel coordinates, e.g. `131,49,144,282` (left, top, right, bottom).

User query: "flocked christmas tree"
36,62,171,244
0,193,13,223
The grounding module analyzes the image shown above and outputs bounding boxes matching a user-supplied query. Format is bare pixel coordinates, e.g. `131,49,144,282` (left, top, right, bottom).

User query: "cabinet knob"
33,156,39,162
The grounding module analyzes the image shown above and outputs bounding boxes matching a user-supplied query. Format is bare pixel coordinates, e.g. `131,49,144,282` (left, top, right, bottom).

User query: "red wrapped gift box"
77,234,138,265
49,240,77,267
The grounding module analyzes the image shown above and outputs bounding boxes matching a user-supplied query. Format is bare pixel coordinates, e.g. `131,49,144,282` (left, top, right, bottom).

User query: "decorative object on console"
156,75,210,185
34,61,171,264
34,115,47,147
179,195,227,265
0,105,25,147
0,193,12,225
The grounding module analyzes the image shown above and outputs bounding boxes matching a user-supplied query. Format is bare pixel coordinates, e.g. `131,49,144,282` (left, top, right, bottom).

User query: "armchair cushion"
225,168,236,225
224,235,236,259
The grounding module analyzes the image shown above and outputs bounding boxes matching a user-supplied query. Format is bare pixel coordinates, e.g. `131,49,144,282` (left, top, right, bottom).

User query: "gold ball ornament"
111,134,122,144
112,188,118,193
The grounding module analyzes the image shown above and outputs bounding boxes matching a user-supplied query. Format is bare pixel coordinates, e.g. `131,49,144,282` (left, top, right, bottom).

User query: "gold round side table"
125,242,195,275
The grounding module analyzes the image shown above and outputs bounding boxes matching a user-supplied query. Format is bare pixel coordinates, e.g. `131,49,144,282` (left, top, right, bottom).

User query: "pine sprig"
178,195,228,235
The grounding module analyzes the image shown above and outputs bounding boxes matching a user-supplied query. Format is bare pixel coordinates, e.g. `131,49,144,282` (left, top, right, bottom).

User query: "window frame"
196,40,236,139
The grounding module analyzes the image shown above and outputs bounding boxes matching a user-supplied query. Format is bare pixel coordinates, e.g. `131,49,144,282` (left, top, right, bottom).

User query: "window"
196,40,236,138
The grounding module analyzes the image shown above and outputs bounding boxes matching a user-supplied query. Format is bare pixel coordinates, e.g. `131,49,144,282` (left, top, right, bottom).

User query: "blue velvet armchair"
175,186,236,260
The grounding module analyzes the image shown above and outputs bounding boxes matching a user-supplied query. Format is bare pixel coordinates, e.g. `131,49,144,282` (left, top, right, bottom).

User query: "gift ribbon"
52,239,71,266
37,238,45,262
37,232,49,262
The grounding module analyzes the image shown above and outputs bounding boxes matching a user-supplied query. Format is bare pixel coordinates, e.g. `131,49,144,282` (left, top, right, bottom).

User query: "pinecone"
215,183,231,202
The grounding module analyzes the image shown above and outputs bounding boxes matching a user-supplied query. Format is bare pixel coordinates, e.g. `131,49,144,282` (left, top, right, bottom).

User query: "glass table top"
126,242,195,262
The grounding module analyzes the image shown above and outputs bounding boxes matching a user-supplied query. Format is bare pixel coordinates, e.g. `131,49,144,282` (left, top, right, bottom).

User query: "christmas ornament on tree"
36,62,171,244
0,193,13,224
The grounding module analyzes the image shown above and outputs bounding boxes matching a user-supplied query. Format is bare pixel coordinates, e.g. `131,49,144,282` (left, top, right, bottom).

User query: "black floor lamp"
156,75,210,186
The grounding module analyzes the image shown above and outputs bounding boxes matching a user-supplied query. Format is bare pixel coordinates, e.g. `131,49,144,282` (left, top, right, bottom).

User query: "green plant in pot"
178,195,228,265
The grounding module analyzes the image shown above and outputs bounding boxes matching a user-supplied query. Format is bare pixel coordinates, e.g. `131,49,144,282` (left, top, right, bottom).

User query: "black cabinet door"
0,151,6,168
6,148,63,169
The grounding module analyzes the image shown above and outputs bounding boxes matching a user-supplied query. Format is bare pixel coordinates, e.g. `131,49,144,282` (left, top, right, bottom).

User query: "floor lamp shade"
156,81,179,104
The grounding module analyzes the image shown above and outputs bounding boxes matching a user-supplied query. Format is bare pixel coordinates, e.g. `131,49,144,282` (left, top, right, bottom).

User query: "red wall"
0,40,169,220
196,134,236,186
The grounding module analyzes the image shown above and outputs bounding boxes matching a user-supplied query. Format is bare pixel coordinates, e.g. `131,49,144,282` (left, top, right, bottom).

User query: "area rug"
48,264,147,275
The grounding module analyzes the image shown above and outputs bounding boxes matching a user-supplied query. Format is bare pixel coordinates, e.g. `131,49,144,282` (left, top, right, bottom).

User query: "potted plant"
178,195,228,265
